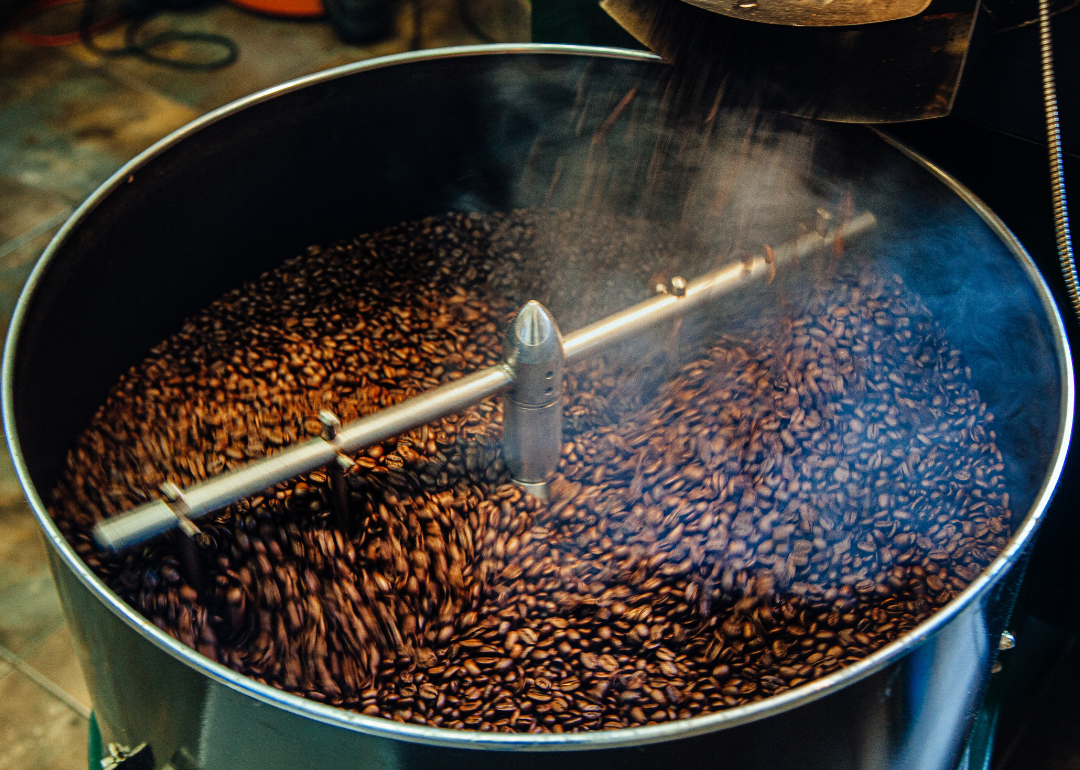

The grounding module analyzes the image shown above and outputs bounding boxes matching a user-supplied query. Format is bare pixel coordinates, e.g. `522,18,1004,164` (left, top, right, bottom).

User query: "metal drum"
2,46,1072,770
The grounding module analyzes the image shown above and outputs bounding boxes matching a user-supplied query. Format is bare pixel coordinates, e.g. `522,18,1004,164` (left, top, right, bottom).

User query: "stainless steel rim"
1,43,1073,752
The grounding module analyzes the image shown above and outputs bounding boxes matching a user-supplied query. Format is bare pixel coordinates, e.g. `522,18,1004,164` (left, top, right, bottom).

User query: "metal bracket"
160,482,200,538
161,482,208,592
321,410,356,531
101,742,154,770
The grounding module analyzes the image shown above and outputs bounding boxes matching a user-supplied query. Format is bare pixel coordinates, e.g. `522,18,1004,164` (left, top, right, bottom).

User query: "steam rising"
480,55,1057,597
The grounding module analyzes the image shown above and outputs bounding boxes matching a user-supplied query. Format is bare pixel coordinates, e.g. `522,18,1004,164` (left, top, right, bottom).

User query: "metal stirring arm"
93,211,876,553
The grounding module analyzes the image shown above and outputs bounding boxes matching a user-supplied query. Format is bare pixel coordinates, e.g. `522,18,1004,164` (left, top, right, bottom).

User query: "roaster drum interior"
9,52,1062,647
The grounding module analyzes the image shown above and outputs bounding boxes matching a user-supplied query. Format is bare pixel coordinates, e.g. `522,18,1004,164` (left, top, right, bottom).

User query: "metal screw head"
816,207,833,235
669,276,687,297
654,283,669,295
999,630,1016,650
159,481,182,502
319,410,340,441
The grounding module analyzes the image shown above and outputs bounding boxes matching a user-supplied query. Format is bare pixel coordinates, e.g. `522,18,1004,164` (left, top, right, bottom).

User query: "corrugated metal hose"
1038,0,1079,323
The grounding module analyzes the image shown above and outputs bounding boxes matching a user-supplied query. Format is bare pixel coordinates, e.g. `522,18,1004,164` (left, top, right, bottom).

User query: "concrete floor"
0,3,526,767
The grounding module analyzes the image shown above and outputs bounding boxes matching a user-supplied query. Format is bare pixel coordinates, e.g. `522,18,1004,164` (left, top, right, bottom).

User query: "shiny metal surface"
503,399,562,487
505,301,563,406
503,301,564,488
680,0,933,26
2,46,1072,770
600,0,980,122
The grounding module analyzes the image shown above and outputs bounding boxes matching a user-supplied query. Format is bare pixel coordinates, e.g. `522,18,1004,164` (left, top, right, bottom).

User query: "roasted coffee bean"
50,211,1013,734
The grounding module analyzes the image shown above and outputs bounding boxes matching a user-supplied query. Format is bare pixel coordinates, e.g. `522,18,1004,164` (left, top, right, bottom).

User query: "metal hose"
1038,0,1080,321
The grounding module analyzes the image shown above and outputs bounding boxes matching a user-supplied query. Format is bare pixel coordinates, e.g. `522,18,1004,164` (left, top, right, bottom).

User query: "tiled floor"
0,2,527,767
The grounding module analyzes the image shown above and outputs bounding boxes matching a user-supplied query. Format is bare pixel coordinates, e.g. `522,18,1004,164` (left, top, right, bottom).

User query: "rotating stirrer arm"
93,212,876,554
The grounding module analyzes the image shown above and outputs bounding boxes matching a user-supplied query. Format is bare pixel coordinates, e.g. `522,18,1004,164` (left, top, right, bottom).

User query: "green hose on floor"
88,712,103,770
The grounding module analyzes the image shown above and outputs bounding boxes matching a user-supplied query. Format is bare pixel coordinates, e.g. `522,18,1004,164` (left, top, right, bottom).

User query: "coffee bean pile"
50,209,1013,733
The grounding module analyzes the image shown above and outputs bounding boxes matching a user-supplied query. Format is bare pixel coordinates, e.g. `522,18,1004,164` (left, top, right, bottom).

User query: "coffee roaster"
9,9,1080,770
1,44,1072,770
5,0,1080,767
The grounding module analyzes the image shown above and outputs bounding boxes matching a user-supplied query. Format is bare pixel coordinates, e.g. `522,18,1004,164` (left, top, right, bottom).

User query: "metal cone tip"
515,301,555,347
